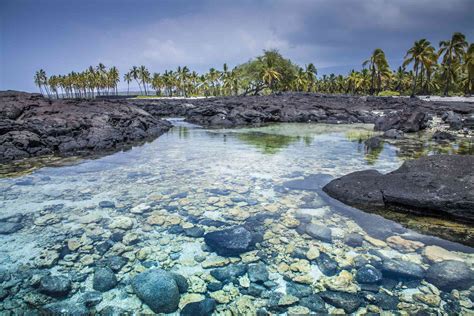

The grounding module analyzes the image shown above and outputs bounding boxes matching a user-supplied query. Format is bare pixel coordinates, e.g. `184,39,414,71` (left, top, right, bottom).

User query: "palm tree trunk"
444,59,451,96
370,66,375,95
411,65,418,97
419,64,424,94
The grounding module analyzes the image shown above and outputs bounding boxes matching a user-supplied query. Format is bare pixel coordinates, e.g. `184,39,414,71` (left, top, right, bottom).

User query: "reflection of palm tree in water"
178,127,189,139
236,132,306,154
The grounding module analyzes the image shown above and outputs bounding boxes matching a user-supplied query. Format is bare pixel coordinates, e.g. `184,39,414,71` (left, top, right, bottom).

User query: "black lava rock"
170,273,189,293
344,233,364,247
316,252,339,276
78,291,103,307
184,226,205,238
248,262,269,283
356,265,383,284
204,226,255,256
181,298,216,316
107,256,128,272
39,275,72,298
381,259,425,280
93,267,118,292
299,294,328,313
426,260,474,291
131,269,181,313
210,264,248,283
305,223,332,243
320,290,363,314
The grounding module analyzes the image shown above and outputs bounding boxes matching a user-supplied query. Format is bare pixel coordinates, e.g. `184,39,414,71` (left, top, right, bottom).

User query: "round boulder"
93,267,118,292
131,269,182,313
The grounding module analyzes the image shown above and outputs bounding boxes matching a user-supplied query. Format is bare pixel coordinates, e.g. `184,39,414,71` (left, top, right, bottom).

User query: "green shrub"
378,90,400,97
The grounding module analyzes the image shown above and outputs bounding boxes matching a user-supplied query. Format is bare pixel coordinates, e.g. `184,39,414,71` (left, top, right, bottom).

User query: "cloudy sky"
1,0,473,92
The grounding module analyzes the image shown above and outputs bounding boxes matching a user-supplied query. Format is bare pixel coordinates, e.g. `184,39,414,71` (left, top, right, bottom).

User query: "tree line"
34,32,473,98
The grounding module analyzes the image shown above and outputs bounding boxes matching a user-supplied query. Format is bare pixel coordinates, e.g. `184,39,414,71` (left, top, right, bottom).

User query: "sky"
1,0,473,92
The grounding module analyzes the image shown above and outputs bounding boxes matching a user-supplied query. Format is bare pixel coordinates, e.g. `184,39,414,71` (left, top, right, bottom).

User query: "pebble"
278,294,299,306
109,216,134,230
99,201,115,208
306,247,320,260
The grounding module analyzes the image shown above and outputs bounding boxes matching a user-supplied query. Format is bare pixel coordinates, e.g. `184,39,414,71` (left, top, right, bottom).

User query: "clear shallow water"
0,121,473,314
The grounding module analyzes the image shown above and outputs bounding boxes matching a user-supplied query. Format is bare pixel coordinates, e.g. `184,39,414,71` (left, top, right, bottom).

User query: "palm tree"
462,43,474,95
305,63,317,92
124,72,132,95
34,70,46,96
363,48,389,95
108,66,120,95
260,57,282,93
438,32,468,96
138,65,150,95
403,39,436,96
130,66,142,94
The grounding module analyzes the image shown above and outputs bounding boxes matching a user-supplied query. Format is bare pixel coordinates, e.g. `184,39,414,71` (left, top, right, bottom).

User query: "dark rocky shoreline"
1,91,473,163
134,93,474,130
0,91,171,163
323,155,474,226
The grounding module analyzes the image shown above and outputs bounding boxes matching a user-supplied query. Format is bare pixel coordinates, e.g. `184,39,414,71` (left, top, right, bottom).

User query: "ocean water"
0,121,472,314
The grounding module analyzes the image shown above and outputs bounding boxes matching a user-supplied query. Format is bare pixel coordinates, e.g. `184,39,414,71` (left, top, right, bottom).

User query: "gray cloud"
1,0,473,91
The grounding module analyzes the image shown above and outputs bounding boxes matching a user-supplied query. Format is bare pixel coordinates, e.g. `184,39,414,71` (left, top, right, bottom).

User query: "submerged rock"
355,265,382,284
248,262,269,283
304,224,332,243
210,264,248,283
78,291,103,307
316,252,339,276
0,222,23,234
204,226,255,256
39,275,72,298
42,301,88,316
299,294,328,313
320,290,363,313
93,267,118,292
365,136,383,152
344,233,364,247
426,260,474,291
323,155,474,224
381,258,425,280
181,298,216,316
131,269,183,313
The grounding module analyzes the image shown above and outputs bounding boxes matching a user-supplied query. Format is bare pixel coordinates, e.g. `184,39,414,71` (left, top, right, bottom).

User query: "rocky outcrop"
2,91,473,163
133,93,474,129
0,91,171,163
323,155,474,224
